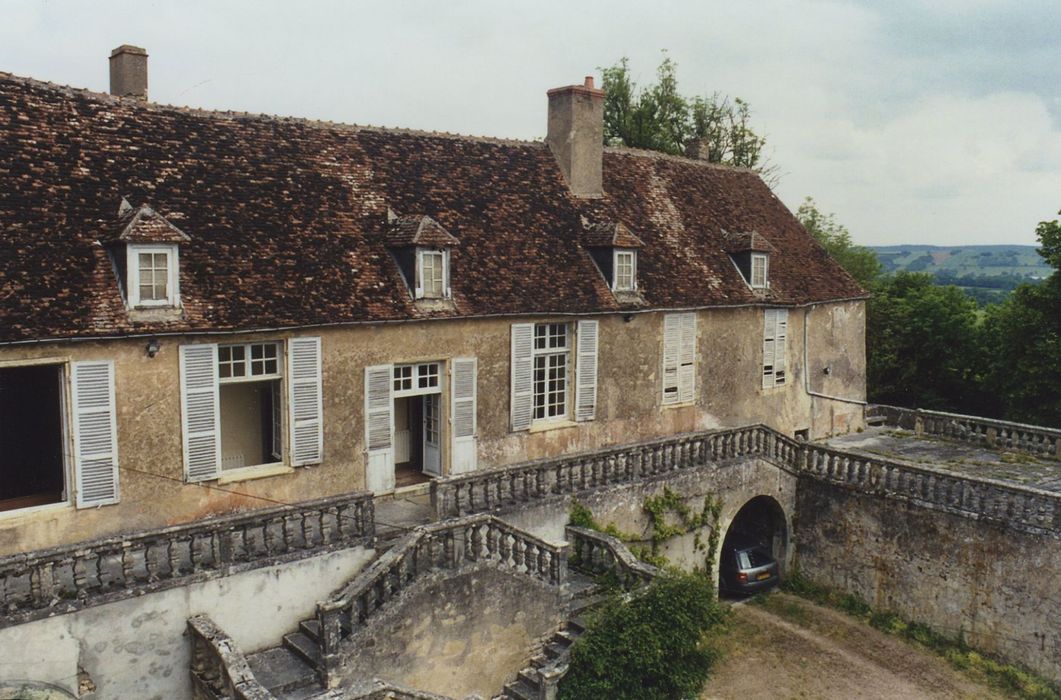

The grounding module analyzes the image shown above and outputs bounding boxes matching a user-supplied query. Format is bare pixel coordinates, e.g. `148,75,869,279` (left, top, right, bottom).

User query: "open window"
218,342,283,471
0,364,66,512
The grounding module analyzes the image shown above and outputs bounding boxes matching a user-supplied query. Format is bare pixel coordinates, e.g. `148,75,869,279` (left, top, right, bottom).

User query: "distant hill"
870,245,1051,280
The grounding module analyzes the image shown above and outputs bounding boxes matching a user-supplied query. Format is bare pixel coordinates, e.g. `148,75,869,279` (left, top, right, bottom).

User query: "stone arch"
715,494,790,592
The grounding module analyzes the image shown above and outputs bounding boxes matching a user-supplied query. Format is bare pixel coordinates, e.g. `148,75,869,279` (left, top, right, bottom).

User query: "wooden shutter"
180,344,220,482
678,313,697,403
510,323,534,431
662,314,680,404
763,309,777,389
289,336,323,466
450,357,477,475
575,320,599,421
774,310,788,385
72,361,119,507
364,364,394,493
414,250,425,299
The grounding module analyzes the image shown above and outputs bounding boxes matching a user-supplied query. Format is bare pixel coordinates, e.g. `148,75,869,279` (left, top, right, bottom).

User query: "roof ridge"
0,70,544,148
604,144,758,173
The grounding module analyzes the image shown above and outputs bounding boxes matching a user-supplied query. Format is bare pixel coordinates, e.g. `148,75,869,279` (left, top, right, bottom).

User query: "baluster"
121,542,136,584
168,538,183,578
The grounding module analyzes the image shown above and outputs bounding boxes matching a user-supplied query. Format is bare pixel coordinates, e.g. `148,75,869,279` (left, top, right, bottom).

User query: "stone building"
0,47,875,698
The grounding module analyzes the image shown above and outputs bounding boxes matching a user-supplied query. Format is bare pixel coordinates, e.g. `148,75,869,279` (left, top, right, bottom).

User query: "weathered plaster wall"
0,545,374,699
795,481,1061,682
334,564,565,699
0,300,863,555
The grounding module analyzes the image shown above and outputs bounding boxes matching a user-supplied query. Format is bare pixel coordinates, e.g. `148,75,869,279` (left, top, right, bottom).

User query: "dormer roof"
104,204,190,245
722,230,776,254
581,221,644,249
387,215,460,248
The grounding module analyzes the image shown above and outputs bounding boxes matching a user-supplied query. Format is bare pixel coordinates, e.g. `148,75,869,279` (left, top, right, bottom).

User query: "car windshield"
737,548,772,569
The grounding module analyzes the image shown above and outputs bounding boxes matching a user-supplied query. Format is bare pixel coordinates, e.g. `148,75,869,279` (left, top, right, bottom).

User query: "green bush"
559,570,725,700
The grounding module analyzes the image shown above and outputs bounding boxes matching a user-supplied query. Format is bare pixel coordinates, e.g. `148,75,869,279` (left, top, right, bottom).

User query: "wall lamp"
623,313,635,323
146,337,161,358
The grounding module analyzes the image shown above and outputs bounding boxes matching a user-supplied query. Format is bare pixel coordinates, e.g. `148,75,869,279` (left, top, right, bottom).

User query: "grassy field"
871,244,1050,280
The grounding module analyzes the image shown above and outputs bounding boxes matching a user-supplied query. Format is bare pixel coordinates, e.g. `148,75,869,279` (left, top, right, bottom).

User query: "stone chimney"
546,76,605,198
109,45,148,100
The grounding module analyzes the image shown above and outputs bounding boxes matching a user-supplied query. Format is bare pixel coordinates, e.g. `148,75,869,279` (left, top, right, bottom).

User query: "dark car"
719,538,780,595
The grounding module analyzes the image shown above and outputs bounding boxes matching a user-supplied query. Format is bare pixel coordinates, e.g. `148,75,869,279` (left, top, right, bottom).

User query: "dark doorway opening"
0,365,65,511
719,495,788,597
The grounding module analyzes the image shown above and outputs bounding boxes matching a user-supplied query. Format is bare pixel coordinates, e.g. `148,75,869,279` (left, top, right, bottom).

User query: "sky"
2,0,1059,246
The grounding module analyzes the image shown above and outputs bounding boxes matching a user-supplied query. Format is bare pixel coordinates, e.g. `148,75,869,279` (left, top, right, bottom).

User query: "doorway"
393,393,441,488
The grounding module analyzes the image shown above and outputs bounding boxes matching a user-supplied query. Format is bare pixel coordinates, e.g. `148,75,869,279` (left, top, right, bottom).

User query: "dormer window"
417,248,450,299
613,249,637,291
102,201,190,311
723,230,775,292
387,213,460,302
750,253,769,289
129,244,179,307
582,220,644,300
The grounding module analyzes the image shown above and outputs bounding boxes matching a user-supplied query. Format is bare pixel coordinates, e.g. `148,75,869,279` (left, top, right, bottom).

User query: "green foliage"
559,570,726,700
867,271,993,413
599,54,773,183
781,571,1060,699
796,197,883,289
1035,212,1061,270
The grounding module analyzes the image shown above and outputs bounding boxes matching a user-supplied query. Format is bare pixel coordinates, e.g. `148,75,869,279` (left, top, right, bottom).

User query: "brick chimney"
109,45,148,100
546,76,605,198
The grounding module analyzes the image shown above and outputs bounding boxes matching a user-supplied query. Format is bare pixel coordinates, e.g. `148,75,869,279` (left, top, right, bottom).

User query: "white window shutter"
72,361,119,507
678,312,697,404
365,364,395,493
775,310,788,384
763,309,777,389
444,250,452,299
510,323,534,430
289,336,323,466
450,357,477,475
414,251,424,299
662,314,680,404
576,320,599,421
180,344,220,482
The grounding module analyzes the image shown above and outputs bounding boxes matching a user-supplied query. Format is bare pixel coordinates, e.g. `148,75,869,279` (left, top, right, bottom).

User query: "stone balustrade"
188,614,276,700
802,441,1059,535
869,404,1061,458
316,514,568,684
565,525,658,588
431,424,776,518
0,491,374,628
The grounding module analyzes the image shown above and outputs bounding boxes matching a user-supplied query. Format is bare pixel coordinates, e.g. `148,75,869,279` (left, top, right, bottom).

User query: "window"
533,323,569,421
127,244,179,307
750,253,769,289
393,362,441,396
662,313,696,405
763,308,788,389
417,249,449,299
218,342,283,469
613,250,637,291
0,364,66,512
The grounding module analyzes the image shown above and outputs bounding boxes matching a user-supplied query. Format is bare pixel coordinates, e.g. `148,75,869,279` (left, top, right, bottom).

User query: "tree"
796,197,883,289
867,272,990,413
982,211,1061,426
599,54,774,182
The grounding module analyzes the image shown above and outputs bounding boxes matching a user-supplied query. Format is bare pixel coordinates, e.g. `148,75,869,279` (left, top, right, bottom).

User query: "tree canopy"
796,197,883,289
599,55,773,182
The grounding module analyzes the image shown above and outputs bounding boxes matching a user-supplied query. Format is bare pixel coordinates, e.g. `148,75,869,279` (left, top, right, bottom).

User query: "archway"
718,495,788,596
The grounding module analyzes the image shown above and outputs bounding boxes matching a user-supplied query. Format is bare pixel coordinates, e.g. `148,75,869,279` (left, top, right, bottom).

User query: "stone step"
283,631,322,669
517,668,540,687
245,646,318,697
543,641,569,660
503,679,538,700
299,619,321,643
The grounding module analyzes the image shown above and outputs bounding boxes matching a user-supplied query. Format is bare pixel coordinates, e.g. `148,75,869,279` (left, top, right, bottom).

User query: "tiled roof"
582,221,644,249
722,230,776,253
0,73,867,343
387,214,460,247
105,204,191,244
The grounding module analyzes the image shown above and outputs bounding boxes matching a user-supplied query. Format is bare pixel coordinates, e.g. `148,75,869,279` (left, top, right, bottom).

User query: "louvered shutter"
575,320,599,421
774,310,788,385
288,336,323,466
180,344,220,482
662,314,680,404
72,361,119,507
678,313,697,404
364,364,394,493
414,251,425,299
763,309,777,389
510,323,534,431
450,357,477,475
